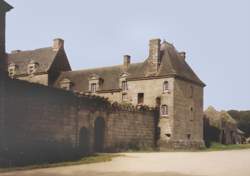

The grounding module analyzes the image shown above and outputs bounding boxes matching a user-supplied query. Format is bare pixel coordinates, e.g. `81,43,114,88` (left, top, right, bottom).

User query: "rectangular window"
163,81,169,92
137,93,144,105
161,105,168,116
28,66,35,74
122,93,127,101
9,69,14,77
91,83,97,93
122,81,128,91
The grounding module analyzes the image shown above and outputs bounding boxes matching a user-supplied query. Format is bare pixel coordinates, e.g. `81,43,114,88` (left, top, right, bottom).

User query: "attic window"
27,61,38,75
122,81,128,91
91,83,97,93
8,63,17,78
60,78,72,91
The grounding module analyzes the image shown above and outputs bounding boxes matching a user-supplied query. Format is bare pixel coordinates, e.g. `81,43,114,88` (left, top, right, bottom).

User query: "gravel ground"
1,149,250,176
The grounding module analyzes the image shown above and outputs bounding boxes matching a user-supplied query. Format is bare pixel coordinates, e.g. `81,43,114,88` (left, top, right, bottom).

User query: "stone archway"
94,117,105,152
79,127,90,155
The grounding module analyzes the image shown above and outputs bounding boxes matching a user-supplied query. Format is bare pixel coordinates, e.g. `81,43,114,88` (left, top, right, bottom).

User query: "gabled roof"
55,41,205,92
0,0,13,12
7,47,59,75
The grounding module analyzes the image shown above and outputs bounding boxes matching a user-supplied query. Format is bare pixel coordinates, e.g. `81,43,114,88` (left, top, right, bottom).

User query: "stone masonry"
2,0,206,153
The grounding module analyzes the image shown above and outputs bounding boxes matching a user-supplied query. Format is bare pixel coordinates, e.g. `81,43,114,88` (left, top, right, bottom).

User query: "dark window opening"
156,97,161,108
161,105,168,116
163,81,169,92
137,93,144,105
187,134,191,140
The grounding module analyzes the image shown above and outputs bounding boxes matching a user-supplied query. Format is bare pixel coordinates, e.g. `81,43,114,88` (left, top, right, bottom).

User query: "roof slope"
158,42,204,85
55,41,205,92
7,47,59,75
0,0,13,12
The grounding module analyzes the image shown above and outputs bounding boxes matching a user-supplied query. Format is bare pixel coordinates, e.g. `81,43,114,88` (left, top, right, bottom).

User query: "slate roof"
55,41,205,92
7,47,59,75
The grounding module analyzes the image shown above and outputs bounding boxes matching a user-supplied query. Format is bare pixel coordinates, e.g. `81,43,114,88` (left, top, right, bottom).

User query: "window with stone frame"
122,93,128,102
161,105,168,116
137,93,144,105
27,61,38,75
60,78,72,91
8,63,17,78
121,80,128,91
163,81,169,92
91,83,97,93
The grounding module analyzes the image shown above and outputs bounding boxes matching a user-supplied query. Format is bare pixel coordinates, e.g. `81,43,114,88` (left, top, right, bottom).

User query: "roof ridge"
69,62,144,73
8,47,53,55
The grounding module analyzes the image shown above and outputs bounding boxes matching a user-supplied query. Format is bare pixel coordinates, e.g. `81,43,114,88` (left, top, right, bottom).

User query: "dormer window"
8,63,17,78
120,72,129,92
60,78,72,91
121,81,128,91
91,83,97,93
28,61,38,75
89,74,102,93
163,81,169,92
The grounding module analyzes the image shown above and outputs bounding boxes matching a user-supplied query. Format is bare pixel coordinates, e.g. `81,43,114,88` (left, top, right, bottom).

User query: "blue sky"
5,0,250,110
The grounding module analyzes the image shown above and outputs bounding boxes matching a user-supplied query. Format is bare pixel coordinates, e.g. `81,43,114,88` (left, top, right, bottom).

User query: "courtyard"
1,149,250,176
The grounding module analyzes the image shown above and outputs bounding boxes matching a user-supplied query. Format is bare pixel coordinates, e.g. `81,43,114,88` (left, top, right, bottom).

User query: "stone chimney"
123,55,131,71
52,38,64,51
0,0,13,72
148,38,161,73
179,52,186,60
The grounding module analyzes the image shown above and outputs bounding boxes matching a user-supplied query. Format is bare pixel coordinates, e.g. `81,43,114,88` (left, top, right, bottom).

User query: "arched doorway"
79,127,90,155
94,117,105,152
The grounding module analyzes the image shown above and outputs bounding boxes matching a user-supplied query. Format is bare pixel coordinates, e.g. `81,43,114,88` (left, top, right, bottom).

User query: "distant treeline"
228,110,250,137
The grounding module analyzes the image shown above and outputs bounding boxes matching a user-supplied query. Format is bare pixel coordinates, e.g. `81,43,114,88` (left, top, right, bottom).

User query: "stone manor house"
0,0,205,163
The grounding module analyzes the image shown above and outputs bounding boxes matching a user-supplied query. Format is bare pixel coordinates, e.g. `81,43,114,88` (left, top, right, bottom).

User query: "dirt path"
1,149,250,176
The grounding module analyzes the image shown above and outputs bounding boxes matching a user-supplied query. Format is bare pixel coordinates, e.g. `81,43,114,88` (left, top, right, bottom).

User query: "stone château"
0,0,206,163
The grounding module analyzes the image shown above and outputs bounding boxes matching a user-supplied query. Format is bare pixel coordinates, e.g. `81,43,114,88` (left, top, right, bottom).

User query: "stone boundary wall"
0,77,156,166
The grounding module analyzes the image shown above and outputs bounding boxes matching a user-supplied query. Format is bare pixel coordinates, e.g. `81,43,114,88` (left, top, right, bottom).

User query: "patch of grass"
204,143,250,151
0,153,122,173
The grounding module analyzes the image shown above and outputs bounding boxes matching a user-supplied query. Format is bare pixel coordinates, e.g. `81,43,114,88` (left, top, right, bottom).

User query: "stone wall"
170,78,204,149
0,77,156,165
